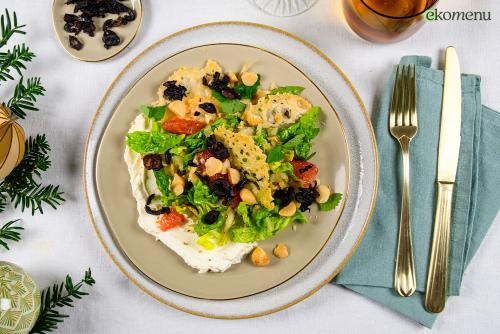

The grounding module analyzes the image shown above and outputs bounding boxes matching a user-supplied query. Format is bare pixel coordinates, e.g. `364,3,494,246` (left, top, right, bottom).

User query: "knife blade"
425,46,462,313
437,47,462,183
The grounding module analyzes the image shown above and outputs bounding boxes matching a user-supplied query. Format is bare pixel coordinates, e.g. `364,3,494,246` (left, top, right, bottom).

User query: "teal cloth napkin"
333,55,500,328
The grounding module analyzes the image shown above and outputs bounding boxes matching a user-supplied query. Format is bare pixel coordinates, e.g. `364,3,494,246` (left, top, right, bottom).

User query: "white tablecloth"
2,0,500,333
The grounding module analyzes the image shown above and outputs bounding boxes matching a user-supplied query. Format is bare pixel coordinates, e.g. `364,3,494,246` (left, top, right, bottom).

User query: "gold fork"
390,64,418,297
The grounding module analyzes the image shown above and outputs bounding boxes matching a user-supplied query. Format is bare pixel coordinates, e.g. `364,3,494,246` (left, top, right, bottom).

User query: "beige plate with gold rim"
96,43,349,300
84,22,378,318
51,0,142,62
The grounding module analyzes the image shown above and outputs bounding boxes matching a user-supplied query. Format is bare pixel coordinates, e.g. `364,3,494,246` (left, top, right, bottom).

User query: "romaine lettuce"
153,169,170,195
211,90,246,115
139,105,166,121
187,181,219,217
230,203,307,243
234,75,260,99
126,130,184,154
194,208,225,237
277,106,320,160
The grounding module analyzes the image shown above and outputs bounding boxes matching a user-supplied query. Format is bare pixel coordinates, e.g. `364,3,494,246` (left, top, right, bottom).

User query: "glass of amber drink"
343,0,438,43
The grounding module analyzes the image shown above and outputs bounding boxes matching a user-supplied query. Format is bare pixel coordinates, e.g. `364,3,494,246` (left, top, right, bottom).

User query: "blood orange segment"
290,160,318,188
162,117,206,135
158,208,186,231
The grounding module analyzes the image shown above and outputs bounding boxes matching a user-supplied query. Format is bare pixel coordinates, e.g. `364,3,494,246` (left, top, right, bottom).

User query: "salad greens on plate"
125,60,342,253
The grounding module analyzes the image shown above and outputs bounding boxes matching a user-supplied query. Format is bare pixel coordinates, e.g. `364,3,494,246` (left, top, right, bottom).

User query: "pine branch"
0,134,64,215
0,219,23,250
0,43,35,83
0,9,26,49
30,269,96,334
7,76,45,118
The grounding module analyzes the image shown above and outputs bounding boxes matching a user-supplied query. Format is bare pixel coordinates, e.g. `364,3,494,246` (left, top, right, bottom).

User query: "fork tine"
389,65,399,128
403,65,411,127
396,65,405,126
410,64,418,127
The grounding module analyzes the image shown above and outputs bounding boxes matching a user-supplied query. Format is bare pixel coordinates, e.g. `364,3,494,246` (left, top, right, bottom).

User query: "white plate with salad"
85,22,377,318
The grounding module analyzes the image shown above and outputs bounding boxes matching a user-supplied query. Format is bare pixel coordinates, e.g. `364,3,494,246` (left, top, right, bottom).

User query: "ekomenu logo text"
425,8,492,21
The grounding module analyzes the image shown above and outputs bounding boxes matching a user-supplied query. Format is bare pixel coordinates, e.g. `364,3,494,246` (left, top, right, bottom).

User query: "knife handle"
425,181,454,313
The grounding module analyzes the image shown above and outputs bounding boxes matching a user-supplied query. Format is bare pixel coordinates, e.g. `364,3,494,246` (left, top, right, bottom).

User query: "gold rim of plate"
83,21,379,319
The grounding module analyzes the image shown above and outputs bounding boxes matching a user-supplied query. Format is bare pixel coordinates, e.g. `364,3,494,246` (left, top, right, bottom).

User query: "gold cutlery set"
390,47,462,313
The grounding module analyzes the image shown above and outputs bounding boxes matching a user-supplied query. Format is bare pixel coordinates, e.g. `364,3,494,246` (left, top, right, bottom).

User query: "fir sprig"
7,76,45,118
0,135,65,215
0,43,35,82
0,219,23,250
30,269,96,334
0,9,26,49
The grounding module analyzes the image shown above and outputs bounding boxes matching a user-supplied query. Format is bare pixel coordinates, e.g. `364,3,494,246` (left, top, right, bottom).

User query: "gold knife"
424,46,462,313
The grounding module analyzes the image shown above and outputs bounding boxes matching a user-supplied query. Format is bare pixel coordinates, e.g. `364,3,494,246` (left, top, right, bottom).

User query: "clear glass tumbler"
251,0,319,17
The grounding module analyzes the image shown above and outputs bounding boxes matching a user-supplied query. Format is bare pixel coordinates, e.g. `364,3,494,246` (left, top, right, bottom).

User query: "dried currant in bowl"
69,35,84,51
63,0,137,51
102,29,121,49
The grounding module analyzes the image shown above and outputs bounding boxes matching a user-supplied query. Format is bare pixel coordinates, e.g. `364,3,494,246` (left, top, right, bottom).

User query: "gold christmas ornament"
0,104,25,179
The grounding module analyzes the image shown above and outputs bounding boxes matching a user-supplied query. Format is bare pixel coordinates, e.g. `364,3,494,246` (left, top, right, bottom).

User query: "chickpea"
204,157,223,176
228,168,241,185
172,173,185,187
241,71,258,86
316,185,331,204
240,188,257,205
187,167,198,183
273,243,289,259
278,201,296,217
251,247,270,266
172,184,184,196
221,159,231,175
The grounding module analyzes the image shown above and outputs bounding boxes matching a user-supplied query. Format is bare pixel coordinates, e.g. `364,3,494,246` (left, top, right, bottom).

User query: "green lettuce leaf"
179,131,207,167
197,230,223,250
278,106,320,142
194,208,225,237
319,193,343,211
253,130,270,152
126,131,184,154
270,162,297,180
211,90,226,102
268,86,304,95
139,105,166,121
221,99,246,115
234,75,260,99
282,134,305,150
187,181,219,217
230,204,308,243
277,106,320,159
153,169,170,195
229,227,258,243
266,146,284,163
210,114,240,130
211,90,246,115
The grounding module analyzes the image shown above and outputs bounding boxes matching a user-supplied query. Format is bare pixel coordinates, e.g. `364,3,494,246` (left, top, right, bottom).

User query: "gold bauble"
0,104,25,179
